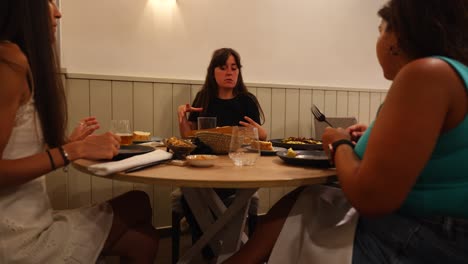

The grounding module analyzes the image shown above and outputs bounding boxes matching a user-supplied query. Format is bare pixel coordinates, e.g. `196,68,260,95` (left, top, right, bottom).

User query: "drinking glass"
111,119,133,145
197,117,217,130
228,126,260,166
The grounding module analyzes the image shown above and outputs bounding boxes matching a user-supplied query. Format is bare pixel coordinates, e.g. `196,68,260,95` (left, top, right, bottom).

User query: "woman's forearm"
0,142,82,189
179,119,195,138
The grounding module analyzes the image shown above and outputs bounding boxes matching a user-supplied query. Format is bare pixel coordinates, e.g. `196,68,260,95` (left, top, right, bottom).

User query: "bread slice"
133,131,151,141
251,140,273,151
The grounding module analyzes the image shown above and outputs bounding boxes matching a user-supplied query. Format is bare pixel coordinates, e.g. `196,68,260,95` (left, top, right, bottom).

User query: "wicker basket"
195,131,232,154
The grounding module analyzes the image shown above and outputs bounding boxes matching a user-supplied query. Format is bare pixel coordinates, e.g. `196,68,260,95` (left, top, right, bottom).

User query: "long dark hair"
0,0,67,147
378,0,468,64
191,48,265,124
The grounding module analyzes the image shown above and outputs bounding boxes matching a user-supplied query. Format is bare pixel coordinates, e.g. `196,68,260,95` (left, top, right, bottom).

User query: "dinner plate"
270,138,323,150
113,145,155,161
132,136,163,144
246,146,288,156
186,155,218,167
276,150,331,168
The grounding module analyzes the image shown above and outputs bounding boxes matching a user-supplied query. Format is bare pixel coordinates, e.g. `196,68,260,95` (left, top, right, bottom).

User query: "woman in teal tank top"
224,0,468,263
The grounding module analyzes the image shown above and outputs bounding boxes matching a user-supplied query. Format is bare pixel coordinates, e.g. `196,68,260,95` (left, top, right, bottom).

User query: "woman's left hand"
321,127,352,153
69,117,100,142
239,116,268,141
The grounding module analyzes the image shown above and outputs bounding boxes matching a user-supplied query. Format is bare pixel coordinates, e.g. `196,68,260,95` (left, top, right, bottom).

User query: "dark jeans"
353,213,468,263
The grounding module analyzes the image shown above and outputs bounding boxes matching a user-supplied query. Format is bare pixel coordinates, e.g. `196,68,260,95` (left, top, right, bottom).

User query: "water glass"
228,126,260,166
111,119,133,145
197,117,217,130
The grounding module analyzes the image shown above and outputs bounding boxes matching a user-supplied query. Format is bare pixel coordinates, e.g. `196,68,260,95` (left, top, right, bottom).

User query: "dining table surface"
73,152,337,188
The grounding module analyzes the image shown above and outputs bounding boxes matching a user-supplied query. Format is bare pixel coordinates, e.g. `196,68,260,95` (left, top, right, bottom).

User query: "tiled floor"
156,232,209,264
102,231,209,264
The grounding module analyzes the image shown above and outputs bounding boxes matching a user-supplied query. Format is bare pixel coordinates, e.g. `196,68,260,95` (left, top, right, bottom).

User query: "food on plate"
281,137,322,145
286,148,297,157
251,140,273,151
186,155,218,167
133,131,151,141
166,137,193,147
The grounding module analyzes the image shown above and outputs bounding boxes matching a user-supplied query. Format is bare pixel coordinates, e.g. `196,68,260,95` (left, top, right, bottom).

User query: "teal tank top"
354,56,468,218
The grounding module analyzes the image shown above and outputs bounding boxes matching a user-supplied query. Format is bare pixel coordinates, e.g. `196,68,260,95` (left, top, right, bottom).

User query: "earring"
389,46,400,56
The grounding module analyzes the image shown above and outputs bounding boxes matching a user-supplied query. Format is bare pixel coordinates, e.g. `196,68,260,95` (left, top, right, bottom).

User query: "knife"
124,159,172,173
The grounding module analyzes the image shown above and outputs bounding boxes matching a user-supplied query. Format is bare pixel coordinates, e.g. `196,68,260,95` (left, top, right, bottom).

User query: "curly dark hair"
378,0,468,64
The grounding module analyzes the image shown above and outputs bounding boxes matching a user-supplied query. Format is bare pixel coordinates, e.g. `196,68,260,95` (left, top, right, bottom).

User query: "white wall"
60,0,390,90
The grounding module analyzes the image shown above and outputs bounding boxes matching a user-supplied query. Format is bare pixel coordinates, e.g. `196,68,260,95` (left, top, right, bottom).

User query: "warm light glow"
145,0,180,27
148,0,177,9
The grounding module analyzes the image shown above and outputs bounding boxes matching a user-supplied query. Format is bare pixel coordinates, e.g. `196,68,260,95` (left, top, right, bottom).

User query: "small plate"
246,146,287,156
113,145,155,161
270,138,323,150
133,136,163,144
276,150,331,168
186,155,218,167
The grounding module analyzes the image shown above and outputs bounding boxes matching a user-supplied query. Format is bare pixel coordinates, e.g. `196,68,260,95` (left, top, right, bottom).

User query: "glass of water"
228,126,260,166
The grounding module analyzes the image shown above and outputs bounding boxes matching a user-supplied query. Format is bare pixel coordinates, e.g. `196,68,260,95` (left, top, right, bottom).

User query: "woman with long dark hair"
0,1,159,263
225,0,468,263
178,47,267,140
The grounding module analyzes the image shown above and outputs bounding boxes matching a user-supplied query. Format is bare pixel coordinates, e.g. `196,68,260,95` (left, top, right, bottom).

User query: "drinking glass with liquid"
228,126,260,166
111,119,133,145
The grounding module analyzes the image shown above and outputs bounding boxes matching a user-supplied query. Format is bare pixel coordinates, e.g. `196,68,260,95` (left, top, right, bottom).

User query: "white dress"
268,185,359,264
0,96,113,263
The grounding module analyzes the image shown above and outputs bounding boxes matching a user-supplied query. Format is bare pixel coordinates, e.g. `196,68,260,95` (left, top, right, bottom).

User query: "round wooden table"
73,154,336,263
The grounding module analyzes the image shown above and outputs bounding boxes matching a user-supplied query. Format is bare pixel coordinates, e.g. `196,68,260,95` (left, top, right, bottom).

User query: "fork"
311,104,334,127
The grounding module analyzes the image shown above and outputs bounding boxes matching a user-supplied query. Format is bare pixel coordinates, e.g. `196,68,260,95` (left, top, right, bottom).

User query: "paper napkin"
88,149,173,176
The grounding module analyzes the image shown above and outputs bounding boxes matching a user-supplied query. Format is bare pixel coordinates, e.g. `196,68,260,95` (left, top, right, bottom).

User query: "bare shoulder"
0,42,28,71
400,58,461,83
0,42,29,103
393,57,463,95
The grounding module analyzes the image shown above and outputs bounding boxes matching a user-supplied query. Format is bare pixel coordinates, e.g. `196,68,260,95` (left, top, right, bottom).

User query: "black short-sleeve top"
188,93,261,127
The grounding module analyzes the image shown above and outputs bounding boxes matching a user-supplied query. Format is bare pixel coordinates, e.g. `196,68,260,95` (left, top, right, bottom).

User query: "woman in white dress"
0,1,159,263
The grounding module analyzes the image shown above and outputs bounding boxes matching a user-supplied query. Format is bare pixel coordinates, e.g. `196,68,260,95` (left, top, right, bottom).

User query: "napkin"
88,149,173,176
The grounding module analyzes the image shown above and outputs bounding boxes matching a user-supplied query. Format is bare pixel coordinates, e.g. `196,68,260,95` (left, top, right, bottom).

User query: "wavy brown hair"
0,0,67,147
378,0,468,64
190,48,265,125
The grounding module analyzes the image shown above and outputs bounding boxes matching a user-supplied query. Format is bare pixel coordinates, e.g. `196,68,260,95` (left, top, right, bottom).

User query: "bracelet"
45,149,56,170
328,139,355,165
58,146,70,166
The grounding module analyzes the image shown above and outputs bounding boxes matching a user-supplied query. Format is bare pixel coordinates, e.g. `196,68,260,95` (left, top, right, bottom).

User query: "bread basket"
195,131,232,154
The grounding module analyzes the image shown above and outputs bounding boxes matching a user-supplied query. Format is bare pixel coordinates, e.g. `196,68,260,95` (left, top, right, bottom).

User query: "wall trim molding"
65,72,389,93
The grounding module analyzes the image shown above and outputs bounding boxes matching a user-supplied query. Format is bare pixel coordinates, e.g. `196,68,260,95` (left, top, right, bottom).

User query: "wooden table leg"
178,188,257,264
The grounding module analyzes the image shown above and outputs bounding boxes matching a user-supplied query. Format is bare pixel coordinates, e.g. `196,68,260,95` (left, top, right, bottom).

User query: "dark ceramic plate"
132,136,163,144
270,138,323,150
113,145,155,161
276,150,331,168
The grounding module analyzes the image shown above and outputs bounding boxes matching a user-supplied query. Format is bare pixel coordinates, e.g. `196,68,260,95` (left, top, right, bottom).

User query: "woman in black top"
178,48,267,140
176,48,266,259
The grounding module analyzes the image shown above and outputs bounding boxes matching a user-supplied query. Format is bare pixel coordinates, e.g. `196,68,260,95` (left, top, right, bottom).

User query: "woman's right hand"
67,132,120,160
177,104,203,123
346,123,368,142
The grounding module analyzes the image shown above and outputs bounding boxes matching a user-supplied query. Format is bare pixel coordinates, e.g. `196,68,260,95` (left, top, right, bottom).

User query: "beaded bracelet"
45,149,56,170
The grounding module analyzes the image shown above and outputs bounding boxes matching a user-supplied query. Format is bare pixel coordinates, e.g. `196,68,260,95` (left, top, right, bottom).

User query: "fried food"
133,131,151,141
281,137,322,145
251,140,274,151
166,137,193,147
286,148,297,157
